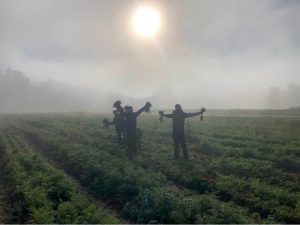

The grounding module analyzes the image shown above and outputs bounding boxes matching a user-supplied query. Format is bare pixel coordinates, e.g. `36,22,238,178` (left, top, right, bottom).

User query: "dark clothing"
173,129,188,159
113,107,125,125
115,124,125,145
113,107,126,145
163,111,201,130
124,106,147,157
162,110,201,159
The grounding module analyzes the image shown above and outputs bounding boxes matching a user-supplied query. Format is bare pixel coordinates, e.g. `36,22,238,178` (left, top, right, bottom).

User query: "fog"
0,69,299,113
0,0,300,112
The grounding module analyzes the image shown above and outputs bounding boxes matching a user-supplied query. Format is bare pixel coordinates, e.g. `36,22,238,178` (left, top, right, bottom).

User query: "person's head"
175,104,183,112
113,100,122,108
125,105,133,113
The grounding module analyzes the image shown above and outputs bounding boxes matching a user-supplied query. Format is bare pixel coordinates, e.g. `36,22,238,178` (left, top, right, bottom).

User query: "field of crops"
0,111,299,223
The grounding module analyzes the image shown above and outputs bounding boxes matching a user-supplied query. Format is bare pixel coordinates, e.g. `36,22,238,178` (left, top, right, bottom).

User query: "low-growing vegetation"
0,132,118,223
0,111,299,223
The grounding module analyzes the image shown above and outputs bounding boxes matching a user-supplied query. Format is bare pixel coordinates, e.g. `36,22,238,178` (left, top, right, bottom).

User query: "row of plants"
0,133,118,224
18,123,254,223
13,115,215,195
215,176,300,223
8,113,300,223
138,126,300,222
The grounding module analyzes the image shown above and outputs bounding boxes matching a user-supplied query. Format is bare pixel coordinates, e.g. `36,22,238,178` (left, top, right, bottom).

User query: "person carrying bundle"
103,100,126,145
124,102,152,158
159,104,206,160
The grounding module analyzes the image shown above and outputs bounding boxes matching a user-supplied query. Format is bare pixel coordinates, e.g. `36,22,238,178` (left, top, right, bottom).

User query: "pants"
115,124,125,145
127,130,137,158
173,129,188,159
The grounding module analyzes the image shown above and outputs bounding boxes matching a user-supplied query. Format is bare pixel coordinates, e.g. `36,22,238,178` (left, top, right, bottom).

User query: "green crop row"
0,135,118,224
3,113,300,223
21,125,253,224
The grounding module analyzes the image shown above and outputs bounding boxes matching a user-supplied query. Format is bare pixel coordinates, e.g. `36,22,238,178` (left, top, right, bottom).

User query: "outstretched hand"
200,107,206,121
103,118,110,128
145,102,152,113
159,111,164,122
200,107,206,114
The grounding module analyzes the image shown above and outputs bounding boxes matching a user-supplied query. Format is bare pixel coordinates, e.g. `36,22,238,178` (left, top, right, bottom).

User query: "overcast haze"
1,0,300,111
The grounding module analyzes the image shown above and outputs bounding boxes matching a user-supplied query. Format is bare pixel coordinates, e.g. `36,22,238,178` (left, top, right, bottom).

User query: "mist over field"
1,1,300,224
0,69,300,113
1,0,300,112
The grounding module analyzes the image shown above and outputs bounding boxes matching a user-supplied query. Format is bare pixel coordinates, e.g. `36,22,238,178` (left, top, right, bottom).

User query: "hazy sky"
1,0,299,108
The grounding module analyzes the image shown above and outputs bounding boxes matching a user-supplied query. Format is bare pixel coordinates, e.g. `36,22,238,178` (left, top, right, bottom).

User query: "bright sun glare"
132,6,160,37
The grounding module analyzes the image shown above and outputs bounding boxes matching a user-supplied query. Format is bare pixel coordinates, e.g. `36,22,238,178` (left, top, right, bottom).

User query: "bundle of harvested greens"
145,102,152,113
200,107,206,121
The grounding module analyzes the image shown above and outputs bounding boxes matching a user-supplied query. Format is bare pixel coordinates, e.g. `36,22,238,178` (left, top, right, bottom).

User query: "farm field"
0,111,299,223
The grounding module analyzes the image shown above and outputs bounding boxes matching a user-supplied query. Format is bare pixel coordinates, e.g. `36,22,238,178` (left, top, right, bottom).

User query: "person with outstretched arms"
159,104,206,160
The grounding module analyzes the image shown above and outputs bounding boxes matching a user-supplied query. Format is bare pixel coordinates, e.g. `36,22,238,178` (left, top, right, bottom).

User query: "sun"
132,6,160,37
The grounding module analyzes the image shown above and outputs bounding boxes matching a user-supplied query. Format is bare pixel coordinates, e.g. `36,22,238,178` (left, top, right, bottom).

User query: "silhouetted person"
124,102,152,158
102,100,126,145
112,100,126,145
159,104,205,160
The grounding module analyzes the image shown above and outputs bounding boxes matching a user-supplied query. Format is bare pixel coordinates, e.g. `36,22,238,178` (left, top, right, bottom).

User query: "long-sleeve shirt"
124,106,147,133
113,107,125,125
162,111,201,131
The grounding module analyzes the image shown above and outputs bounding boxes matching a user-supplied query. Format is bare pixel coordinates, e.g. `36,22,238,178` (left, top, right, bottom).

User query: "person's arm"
134,105,147,117
103,118,114,128
184,111,202,118
134,102,152,117
160,111,174,119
